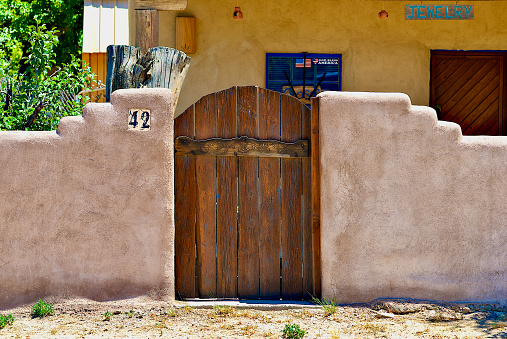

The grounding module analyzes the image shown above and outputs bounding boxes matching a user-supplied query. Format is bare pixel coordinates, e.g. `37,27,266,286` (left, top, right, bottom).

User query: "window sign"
266,53,342,105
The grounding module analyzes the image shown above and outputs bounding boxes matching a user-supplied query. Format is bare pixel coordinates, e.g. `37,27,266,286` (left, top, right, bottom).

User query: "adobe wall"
0,89,175,309
319,92,507,304
129,0,507,116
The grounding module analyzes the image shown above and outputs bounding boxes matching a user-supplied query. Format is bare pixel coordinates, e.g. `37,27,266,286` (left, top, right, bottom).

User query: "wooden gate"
430,51,506,136
174,86,320,300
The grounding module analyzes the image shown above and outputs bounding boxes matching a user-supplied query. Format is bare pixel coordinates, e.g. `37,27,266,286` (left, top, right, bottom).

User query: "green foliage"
103,310,113,321
0,314,14,329
311,296,337,317
31,299,54,318
0,24,93,131
282,323,306,339
0,0,83,71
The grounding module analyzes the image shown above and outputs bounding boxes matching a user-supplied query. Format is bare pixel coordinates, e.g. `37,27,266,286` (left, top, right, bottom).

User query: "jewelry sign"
405,4,474,20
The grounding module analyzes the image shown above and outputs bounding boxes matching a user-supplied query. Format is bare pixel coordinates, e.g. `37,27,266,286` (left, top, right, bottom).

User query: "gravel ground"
1,297,506,338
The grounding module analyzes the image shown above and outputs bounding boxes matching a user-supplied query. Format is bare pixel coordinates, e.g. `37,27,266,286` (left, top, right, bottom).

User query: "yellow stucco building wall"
129,0,507,115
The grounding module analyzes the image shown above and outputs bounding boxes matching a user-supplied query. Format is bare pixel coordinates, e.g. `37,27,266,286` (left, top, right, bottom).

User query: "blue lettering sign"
427,6,435,19
418,5,426,19
465,5,473,19
445,6,453,19
405,4,473,20
406,5,417,19
435,6,444,19
455,6,463,19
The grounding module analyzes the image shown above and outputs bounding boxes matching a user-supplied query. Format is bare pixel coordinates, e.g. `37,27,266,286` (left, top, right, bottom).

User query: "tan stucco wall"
141,1,507,115
319,91,507,304
0,89,175,309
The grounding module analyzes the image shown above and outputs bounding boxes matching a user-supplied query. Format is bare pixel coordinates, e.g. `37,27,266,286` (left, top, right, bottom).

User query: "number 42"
128,109,150,130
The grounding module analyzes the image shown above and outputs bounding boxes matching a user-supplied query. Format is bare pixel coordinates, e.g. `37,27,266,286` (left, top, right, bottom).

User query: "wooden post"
135,9,159,54
105,45,191,104
106,45,141,102
311,97,321,298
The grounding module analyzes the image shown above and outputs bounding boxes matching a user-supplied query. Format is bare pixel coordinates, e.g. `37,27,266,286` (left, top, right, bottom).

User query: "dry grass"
0,298,502,339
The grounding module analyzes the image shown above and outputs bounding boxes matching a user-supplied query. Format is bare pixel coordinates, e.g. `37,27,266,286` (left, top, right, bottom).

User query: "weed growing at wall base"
31,299,54,318
0,314,14,329
311,296,337,316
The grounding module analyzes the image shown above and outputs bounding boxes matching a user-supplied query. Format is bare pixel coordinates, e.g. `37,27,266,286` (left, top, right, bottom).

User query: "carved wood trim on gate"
175,135,309,158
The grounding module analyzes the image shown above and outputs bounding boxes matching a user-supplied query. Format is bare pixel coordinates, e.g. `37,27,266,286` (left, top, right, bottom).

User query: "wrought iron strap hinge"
174,136,309,158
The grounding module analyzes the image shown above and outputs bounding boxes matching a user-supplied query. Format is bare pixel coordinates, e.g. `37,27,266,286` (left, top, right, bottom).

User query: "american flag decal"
295,58,312,68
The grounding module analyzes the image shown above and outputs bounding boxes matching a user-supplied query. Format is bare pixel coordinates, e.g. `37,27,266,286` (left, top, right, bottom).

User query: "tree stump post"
105,45,190,105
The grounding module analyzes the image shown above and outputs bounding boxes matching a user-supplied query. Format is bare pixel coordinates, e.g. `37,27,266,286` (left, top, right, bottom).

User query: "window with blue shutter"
266,53,342,105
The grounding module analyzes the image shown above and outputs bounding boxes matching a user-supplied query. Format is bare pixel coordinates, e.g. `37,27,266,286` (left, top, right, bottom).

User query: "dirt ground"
1,297,506,338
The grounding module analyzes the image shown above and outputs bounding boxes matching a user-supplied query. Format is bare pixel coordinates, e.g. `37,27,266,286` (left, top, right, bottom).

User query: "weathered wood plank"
302,104,313,299
106,45,190,105
174,105,196,299
135,0,187,10
174,136,309,158
176,17,196,54
142,47,191,105
237,86,260,299
195,93,217,298
106,45,141,101
135,9,159,54
311,97,321,298
216,87,238,298
281,94,303,300
258,88,282,299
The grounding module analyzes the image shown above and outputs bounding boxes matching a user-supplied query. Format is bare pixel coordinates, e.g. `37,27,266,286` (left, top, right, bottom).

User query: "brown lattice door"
430,51,506,136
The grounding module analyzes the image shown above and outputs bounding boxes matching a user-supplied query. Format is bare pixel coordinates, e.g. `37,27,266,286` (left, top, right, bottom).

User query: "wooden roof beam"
135,0,187,11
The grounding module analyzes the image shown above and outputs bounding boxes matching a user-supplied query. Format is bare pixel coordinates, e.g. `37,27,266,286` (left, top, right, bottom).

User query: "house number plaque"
128,109,151,130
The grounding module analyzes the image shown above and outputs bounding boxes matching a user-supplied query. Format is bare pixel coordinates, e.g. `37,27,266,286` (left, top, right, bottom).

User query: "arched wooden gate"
174,86,320,300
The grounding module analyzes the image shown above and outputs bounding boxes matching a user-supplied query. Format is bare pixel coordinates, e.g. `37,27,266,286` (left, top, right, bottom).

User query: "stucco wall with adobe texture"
319,92,507,303
0,89,175,309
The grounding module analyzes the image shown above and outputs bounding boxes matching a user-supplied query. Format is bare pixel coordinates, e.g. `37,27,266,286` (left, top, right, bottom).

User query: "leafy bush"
0,0,84,69
282,323,306,339
31,299,54,318
0,23,93,131
0,314,14,329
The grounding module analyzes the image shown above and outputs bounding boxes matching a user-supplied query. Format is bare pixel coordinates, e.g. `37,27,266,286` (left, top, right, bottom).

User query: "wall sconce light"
378,9,389,19
233,6,243,19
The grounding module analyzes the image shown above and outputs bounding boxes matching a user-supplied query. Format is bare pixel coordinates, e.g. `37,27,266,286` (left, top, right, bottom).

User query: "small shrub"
311,296,337,316
103,310,112,321
166,309,178,317
0,314,15,329
31,299,54,318
282,323,306,339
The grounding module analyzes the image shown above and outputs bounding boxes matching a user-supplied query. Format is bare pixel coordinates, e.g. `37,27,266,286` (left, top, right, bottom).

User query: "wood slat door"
174,86,319,300
430,51,506,136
